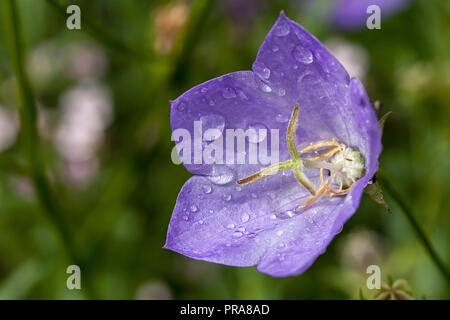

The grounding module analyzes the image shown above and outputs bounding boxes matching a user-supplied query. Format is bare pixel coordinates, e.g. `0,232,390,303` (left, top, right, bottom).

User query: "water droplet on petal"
183,215,189,221
201,87,208,93
223,194,232,202
270,214,276,220
235,186,242,192
222,86,236,99
274,23,290,36
253,62,271,80
233,231,243,238
260,82,272,93
198,220,204,225
227,223,235,229
208,166,235,185
199,114,225,141
241,213,250,223
177,102,186,111
238,227,246,232
277,88,286,96
276,113,289,123
292,46,313,64
190,204,198,212
272,45,279,52
202,185,212,194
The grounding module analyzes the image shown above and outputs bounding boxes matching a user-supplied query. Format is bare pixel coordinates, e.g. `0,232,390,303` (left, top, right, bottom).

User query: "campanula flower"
165,12,382,277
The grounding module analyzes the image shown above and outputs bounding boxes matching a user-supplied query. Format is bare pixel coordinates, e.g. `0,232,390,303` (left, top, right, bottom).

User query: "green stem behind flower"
2,0,94,298
377,171,450,285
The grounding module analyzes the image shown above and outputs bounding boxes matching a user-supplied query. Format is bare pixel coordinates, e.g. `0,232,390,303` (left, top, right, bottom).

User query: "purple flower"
165,12,382,277
331,0,410,30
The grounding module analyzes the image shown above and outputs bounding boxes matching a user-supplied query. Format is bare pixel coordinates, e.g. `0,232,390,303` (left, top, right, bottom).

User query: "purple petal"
166,12,382,277
331,0,410,30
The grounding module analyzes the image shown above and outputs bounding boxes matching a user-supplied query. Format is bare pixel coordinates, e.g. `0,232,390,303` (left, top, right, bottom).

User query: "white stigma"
329,146,365,188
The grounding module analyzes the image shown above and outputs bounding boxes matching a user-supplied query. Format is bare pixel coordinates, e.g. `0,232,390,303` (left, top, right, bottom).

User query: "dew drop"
238,227,246,232
199,114,225,141
272,45,279,52
241,213,250,223
260,82,272,93
190,204,198,212
270,214,276,220
208,166,235,185
277,88,286,97
183,215,189,221
227,223,235,229
222,86,237,99
233,231,243,238
198,220,204,225
276,230,284,236
292,46,313,64
235,186,242,192
274,23,290,36
253,62,271,80
201,87,208,93
276,113,289,123
176,102,186,112
223,194,232,202
202,185,212,194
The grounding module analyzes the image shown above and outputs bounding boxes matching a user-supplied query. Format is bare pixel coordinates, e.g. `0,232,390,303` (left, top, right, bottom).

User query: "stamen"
300,140,343,155
320,168,354,195
296,185,326,211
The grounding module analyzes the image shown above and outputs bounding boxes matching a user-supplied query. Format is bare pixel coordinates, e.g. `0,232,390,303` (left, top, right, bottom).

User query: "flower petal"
171,70,294,179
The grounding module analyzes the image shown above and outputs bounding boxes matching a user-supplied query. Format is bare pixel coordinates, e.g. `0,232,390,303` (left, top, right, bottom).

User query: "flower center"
237,104,365,210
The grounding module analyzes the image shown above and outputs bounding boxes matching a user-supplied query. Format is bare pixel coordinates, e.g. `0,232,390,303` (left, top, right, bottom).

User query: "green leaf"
379,111,393,133
364,181,391,214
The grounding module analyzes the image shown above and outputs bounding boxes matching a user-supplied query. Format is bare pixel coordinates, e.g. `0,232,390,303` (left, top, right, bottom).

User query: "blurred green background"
0,0,449,299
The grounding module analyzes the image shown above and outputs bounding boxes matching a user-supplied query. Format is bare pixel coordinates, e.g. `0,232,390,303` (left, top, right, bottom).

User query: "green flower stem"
2,0,93,298
377,171,450,285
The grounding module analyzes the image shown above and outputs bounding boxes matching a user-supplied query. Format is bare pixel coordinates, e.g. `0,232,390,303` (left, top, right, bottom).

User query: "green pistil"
237,103,318,195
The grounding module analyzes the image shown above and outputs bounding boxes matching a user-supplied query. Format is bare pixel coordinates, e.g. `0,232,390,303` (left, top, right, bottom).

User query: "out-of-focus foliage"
0,0,448,299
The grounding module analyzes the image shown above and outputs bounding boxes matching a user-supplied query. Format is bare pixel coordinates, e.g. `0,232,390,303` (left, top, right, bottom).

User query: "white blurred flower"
66,43,107,80
55,81,112,162
135,280,172,300
55,82,112,185
325,37,369,82
0,106,19,152
340,230,385,271
27,41,65,89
